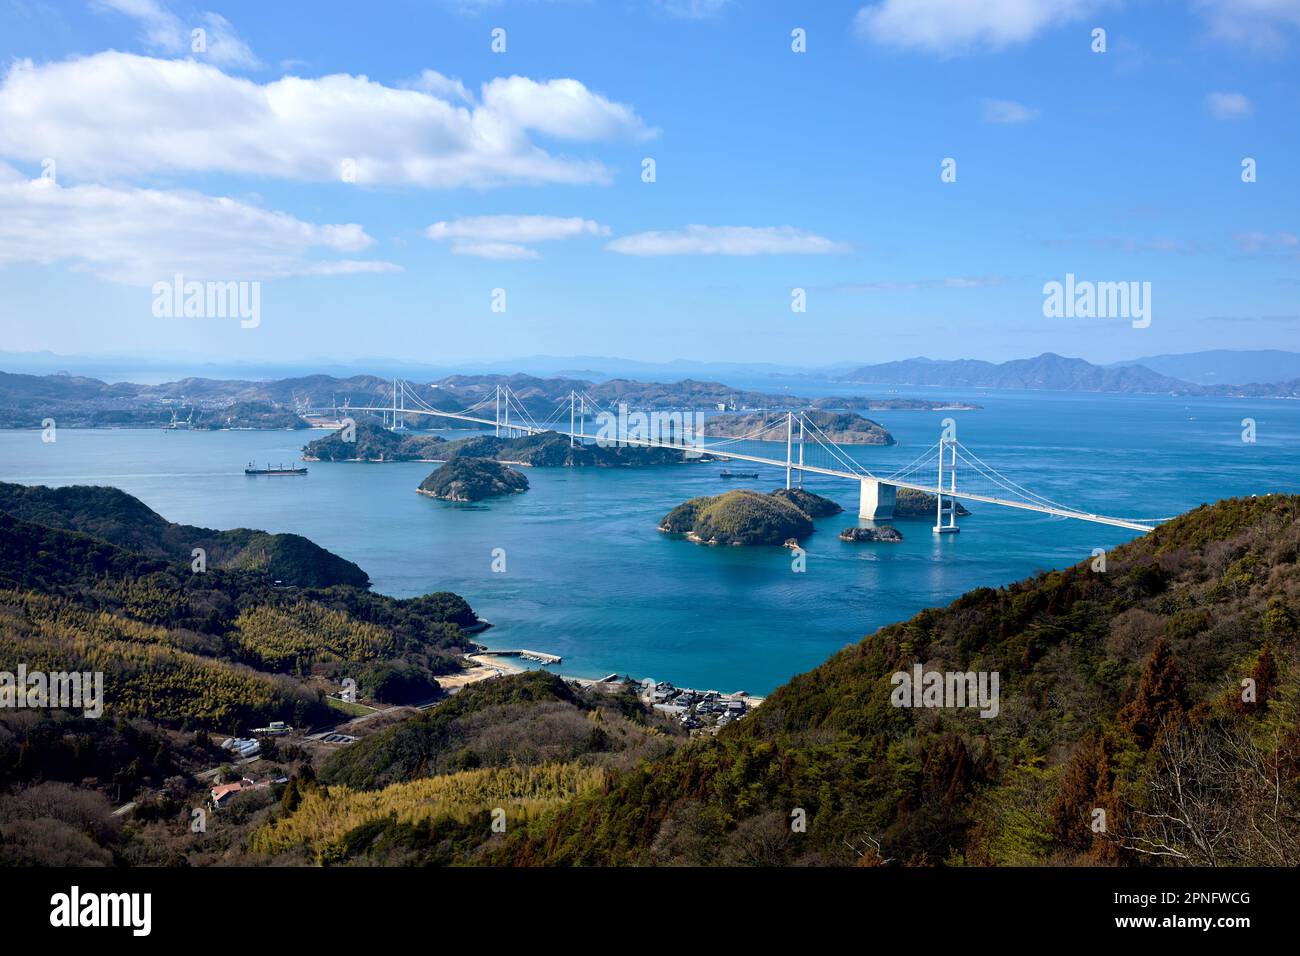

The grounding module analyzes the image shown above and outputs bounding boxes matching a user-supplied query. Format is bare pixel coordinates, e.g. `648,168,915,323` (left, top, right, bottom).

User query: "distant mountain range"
0,369,967,431
836,352,1300,398
2,348,1300,424
1111,350,1300,386
5,348,1300,392
0,350,817,387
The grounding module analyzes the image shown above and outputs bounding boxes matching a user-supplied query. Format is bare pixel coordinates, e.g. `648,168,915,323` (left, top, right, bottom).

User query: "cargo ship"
719,469,759,479
245,461,308,476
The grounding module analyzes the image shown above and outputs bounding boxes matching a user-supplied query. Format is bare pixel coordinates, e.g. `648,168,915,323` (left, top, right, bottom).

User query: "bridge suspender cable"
358,384,1169,532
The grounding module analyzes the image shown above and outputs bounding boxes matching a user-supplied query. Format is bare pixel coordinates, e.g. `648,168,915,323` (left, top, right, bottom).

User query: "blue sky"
0,0,1296,368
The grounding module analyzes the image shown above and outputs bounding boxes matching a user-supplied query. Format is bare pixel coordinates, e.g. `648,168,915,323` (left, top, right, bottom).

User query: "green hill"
660,489,817,545
0,482,369,589
417,458,529,501
245,671,681,865
201,400,308,430
320,671,677,791
0,489,481,716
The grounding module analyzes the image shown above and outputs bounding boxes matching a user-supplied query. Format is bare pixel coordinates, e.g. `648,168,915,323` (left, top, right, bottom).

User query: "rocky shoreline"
839,525,903,543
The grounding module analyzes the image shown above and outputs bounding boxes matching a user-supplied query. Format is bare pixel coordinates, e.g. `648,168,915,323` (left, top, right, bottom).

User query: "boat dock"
475,648,562,665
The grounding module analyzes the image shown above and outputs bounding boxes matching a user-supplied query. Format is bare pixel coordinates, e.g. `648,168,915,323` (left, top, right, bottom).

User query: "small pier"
476,648,562,665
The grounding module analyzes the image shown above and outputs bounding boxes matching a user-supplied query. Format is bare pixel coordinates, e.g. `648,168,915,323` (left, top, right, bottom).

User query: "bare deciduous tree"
1108,721,1299,866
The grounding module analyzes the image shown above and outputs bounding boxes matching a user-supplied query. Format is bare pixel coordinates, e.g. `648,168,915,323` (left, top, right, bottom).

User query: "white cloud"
1235,231,1299,257
479,76,660,141
942,275,1007,288
1206,90,1254,119
0,52,653,187
93,0,183,49
195,13,259,69
404,68,474,104
656,0,732,18
427,215,608,243
1041,235,1212,254
982,97,1040,123
835,276,1007,292
606,225,844,256
853,0,1300,55
452,242,541,260
93,1,260,68
432,0,507,12
426,215,608,258
854,0,1100,54
1193,0,1300,53
0,163,398,284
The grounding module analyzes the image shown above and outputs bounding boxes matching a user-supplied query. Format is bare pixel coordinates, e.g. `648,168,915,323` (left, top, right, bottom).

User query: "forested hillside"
0,486,480,730
4,488,1296,868
247,672,682,864
0,482,369,589
492,495,1300,866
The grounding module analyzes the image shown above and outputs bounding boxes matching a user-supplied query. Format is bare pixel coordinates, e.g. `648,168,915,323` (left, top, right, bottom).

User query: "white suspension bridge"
343,379,1170,535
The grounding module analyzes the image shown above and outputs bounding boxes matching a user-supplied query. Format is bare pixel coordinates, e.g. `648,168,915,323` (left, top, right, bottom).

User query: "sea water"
2,386,1297,693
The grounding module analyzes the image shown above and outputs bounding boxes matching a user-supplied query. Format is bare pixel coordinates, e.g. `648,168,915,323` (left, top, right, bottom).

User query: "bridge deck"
344,404,1158,533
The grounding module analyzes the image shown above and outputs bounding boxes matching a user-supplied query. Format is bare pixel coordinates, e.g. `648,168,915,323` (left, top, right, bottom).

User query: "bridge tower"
391,378,405,431
934,437,960,534
785,412,794,489
797,413,805,489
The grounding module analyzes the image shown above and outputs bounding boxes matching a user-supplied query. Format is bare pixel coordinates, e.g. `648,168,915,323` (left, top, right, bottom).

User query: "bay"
2,386,1296,693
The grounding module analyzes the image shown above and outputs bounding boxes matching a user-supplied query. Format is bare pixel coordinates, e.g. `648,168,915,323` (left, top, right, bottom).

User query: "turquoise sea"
2,386,1297,693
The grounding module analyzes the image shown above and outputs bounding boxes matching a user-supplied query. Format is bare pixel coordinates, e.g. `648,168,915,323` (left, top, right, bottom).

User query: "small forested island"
840,525,904,543
706,410,895,445
304,421,447,461
660,487,841,545
439,430,714,467
809,396,981,412
417,457,529,502
893,487,971,518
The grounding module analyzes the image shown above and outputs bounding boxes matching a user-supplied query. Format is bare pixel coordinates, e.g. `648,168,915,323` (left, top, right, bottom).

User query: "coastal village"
200,650,761,813
643,680,754,732
464,646,761,735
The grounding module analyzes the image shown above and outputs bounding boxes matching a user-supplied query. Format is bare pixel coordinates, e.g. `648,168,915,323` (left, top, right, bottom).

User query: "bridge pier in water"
858,479,897,520
366,380,1160,535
